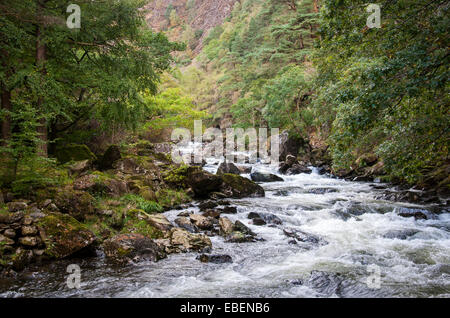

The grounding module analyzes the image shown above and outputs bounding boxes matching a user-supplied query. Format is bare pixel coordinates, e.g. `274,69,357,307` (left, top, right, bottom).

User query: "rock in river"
104,233,166,265
197,254,233,264
250,172,284,183
216,162,241,175
220,174,265,198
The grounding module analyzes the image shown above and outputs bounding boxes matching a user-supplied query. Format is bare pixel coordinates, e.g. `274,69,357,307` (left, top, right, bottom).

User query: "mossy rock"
53,188,96,221
103,233,166,265
139,186,157,201
163,165,190,186
121,209,165,239
55,143,97,164
73,172,128,197
184,166,222,197
220,173,265,198
156,189,191,209
37,212,96,259
99,145,122,170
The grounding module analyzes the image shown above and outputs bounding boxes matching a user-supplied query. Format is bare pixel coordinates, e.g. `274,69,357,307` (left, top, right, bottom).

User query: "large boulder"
37,212,96,259
189,214,214,230
166,228,212,253
53,189,95,221
145,214,173,232
99,145,122,170
7,201,27,212
68,160,91,175
220,174,265,198
55,143,97,164
114,157,160,179
217,162,241,175
175,217,198,233
103,233,166,265
250,172,284,183
185,167,222,197
73,173,128,197
225,221,259,243
286,164,312,175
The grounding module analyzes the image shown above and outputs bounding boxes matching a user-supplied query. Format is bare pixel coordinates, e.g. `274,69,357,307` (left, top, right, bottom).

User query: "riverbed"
1,160,449,298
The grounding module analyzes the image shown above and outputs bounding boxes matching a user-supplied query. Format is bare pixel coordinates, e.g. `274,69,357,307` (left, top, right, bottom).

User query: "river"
1,157,449,298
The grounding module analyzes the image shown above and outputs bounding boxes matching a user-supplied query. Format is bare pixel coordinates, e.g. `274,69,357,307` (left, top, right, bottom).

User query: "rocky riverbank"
275,131,450,207
0,141,265,275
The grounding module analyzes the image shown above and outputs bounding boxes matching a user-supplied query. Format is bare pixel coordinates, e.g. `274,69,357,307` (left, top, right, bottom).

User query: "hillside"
154,0,449,190
142,0,237,57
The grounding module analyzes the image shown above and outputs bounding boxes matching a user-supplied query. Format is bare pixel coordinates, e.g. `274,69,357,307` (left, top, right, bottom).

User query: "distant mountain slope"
142,0,237,53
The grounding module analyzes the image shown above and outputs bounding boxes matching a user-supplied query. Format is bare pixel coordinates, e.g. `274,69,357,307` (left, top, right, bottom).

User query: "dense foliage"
177,0,448,184
0,0,182,185
314,0,449,182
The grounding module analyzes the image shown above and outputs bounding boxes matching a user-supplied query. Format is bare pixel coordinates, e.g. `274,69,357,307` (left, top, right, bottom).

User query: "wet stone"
233,221,256,237
198,201,218,211
197,254,233,264
252,218,266,226
220,206,237,214
174,217,198,233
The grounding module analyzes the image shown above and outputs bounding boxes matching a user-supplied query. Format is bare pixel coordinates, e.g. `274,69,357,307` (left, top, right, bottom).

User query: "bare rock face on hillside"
142,0,237,53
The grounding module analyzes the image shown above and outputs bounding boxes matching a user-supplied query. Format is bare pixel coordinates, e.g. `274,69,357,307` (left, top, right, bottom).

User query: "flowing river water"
1,155,449,298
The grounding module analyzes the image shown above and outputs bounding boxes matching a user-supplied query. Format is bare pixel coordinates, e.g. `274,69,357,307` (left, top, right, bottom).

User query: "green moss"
53,189,95,221
55,143,97,164
156,188,191,209
117,247,131,257
37,212,95,259
122,219,164,239
120,194,163,214
221,173,265,198
0,205,8,215
153,152,171,163
120,208,164,239
163,165,189,185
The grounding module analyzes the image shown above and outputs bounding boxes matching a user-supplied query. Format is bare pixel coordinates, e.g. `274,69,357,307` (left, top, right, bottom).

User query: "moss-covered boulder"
37,212,96,259
55,143,97,164
185,167,222,197
103,233,166,265
53,188,95,221
73,172,128,197
121,208,165,239
220,174,265,198
99,145,122,170
67,160,91,176
156,189,191,210
114,157,161,180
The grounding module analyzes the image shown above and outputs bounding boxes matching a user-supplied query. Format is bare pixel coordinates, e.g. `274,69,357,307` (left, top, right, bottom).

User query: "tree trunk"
36,3,47,157
1,86,12,146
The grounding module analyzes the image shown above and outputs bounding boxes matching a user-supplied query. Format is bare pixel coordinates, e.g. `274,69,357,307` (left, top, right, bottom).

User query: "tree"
0,0,182,183
313,0,449,182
